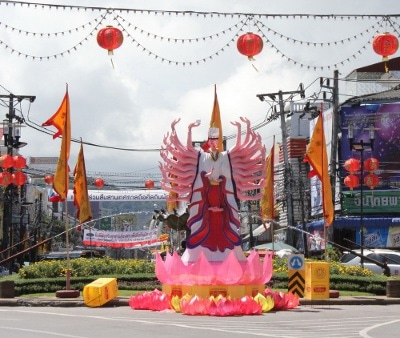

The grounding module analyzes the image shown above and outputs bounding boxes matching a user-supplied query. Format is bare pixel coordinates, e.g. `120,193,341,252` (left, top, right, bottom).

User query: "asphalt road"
0,304,399,338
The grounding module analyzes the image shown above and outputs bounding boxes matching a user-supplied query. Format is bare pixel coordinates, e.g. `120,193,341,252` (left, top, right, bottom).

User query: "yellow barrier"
83,278,118,307
304,262,330,300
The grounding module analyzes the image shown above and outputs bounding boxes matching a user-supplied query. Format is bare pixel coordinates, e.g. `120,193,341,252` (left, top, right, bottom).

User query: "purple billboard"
340,102,400,215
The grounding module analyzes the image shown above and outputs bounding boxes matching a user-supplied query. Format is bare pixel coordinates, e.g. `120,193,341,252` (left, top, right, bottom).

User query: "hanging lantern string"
0,11,108,61
2,1,400,19
115,17,247,66
0,4,398,70
0,11,106,38
254,17,384,47
115,14,247,43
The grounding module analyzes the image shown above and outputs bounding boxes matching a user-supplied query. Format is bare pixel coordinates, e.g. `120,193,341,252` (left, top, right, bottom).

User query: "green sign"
100,217,112,230
342,190,400,214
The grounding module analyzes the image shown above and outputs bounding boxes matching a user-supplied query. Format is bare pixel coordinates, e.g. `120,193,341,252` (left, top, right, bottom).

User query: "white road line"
0,326,88,338
359,319,400,338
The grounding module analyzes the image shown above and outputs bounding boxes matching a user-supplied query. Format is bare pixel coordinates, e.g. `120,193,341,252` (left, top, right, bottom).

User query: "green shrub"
19,258,155,279
14,256,388,296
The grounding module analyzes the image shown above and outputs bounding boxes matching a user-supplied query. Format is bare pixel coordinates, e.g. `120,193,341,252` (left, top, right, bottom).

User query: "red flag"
43,88,71,200
304,112,334,226
73,143,92,224
260,138,275,220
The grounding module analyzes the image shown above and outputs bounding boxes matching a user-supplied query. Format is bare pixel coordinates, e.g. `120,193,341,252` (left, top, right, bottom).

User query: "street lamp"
348,124,375,268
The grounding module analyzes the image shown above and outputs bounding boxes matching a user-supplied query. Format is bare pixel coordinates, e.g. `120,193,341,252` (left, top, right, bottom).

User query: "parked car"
340,248,400,276
0,265,10,277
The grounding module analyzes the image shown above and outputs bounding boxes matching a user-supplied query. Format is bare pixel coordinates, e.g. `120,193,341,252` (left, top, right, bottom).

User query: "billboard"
340,103,400,215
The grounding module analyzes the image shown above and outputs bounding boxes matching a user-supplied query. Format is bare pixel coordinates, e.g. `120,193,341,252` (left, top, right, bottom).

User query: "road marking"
359,319,400,338
0,326,87,338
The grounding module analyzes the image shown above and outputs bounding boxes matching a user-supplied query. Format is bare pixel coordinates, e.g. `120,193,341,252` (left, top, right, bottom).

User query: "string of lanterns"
0,4,399,70
2,1,400,19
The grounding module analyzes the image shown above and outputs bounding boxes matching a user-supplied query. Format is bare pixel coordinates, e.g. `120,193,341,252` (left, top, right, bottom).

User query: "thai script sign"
82,228,160,248
342,190,400,214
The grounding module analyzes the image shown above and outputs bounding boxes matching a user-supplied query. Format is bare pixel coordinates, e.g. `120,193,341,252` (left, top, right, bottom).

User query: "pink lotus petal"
183,295,207,315
261,252,273,284
189,252,215,285
239,295,262,315
264,288,275,298
155,253,170,284
241,251,263,284
285,292,300,309
169,251,190,284
208,298,218,316
273,292,287,311
216,251,244,284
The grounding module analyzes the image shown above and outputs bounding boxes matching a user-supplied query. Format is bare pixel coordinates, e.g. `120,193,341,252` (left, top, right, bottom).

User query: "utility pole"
0,93,35,273
256,85,305,246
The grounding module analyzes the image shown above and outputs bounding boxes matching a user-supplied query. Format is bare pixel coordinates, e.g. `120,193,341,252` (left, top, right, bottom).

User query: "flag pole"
64,196,71,289
320,103,328,261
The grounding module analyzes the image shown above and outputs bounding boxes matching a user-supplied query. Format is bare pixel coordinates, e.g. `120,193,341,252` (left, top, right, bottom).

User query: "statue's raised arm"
159,119,200,203
228,117,266,201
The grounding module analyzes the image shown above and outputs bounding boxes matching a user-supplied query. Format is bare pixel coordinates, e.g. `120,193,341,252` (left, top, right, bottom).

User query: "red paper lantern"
49,194,61,203
12,172,27,186
97,26,124,55
372,32,399,61
364,173,380,190
0,154,14,169
94,178,104,188
364,158,379,172
44,175,54,185
344,158,360,173
145,180,155,189
344,174,359,190
13,155,26,169
237,33,263,60
0,172,13,186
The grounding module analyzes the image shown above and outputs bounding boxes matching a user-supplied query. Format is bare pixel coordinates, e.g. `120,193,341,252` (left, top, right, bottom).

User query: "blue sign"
288,254,304,270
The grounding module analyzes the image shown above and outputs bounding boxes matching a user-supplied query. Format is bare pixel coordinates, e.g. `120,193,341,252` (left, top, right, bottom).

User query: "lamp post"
348,124,375,268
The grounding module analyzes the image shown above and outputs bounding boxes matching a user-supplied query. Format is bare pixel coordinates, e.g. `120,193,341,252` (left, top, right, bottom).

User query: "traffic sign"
288,254,304,270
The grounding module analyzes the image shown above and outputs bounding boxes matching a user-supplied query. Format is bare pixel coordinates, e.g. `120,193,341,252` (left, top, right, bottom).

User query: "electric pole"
0,93,35,273
256,85,305,246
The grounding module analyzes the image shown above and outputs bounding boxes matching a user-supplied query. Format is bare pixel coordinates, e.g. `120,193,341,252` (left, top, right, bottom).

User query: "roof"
342,83,400,105
353,56,400,73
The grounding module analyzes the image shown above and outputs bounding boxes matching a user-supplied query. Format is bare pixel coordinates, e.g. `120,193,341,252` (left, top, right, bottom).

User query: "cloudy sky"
1,0,400,187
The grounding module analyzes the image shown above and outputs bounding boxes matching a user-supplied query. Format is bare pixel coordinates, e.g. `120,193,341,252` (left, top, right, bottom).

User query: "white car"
0,265,10,277
340,248,400,276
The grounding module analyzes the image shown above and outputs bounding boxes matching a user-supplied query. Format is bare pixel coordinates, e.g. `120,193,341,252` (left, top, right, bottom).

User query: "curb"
1,295,400,307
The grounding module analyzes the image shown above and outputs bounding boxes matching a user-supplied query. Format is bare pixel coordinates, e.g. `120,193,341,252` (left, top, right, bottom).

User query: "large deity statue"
160,117,266,263
129,104,298,314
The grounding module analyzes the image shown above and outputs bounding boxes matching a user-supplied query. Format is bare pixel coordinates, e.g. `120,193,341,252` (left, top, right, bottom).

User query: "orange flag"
43,88,71,200
210,84,224,151
260,138,275,220
304,112,334,226
42,89,71,140
73,143,92,224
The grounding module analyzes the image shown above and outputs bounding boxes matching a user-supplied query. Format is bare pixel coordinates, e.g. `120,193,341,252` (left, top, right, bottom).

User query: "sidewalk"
1,295,400,307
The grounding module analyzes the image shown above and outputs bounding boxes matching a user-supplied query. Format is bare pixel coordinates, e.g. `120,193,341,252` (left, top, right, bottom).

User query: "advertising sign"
340,103,400,215
82,228,160,248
